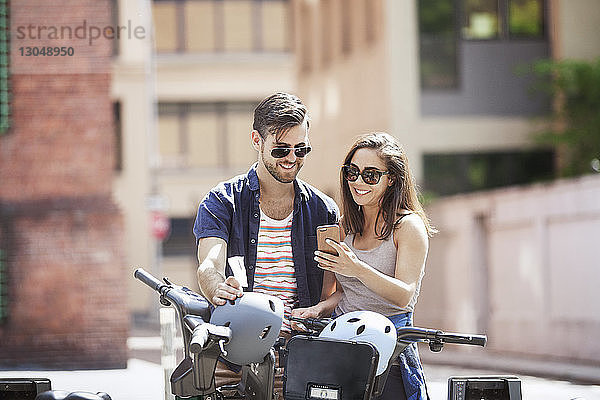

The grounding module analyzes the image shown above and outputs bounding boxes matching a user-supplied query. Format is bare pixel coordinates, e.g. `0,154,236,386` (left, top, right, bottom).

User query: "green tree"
532,58,600,177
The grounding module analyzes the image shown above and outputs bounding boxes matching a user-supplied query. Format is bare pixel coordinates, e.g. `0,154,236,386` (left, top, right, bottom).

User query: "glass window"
226,104,256,168
223,0,253,52
423,150,555,196
0,0,9,135
419,0,458,89
185,1,216,52
462,0,500,39
0,246,7,322
509,0,544,38
158,111,181,166
188,105,220,168
341,1,352,54
320,0,333,66
114,102,122,171
262,0,290,51
158,102,257,169
300,2,313,72
153,1,179,52
153,0,291,54
364,0,377,44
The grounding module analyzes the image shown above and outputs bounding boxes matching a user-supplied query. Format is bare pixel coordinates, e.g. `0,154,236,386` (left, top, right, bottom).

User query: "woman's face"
346,148,390,208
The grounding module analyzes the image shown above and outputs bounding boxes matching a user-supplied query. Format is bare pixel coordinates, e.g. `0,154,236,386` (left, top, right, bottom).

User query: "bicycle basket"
284,335,378,400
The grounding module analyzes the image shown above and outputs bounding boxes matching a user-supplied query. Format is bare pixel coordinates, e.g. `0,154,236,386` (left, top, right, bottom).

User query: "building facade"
292,0,600,364
0,0,128,368
112,0,296,317
294,0,600,199
114,0,600,320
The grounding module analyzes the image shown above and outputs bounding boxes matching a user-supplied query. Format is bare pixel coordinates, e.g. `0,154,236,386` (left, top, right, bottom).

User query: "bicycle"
32,268,488,400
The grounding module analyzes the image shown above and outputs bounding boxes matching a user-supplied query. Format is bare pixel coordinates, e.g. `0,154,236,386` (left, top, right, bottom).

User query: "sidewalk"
419,347,600,385
0,359,164,400
1,333,599,400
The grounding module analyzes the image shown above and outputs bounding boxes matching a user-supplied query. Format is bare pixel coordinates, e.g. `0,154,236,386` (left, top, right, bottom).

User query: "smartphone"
316,224,341,256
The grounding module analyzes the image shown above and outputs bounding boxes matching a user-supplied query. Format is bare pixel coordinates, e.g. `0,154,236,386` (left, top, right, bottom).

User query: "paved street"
424,364,600,400
1,333,599,400
2,359,599,400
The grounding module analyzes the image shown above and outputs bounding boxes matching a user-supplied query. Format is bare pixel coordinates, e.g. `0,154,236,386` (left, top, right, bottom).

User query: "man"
193,92,339,391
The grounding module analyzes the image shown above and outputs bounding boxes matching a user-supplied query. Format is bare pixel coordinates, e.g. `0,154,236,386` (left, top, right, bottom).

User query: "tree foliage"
532,58,600,177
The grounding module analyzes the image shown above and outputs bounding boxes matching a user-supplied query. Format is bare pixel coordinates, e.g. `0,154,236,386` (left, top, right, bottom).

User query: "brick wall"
0,0,127,369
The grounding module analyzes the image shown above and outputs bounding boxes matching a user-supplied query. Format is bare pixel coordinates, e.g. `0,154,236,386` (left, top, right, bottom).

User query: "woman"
292,132,435,400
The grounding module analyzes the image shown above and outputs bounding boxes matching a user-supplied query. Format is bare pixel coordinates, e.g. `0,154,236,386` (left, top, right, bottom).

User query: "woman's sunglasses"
342,164,389,185
271,146,312,159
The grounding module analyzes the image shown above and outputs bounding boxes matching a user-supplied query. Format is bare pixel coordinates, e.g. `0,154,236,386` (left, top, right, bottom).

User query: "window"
419,0,546,90
0,218,7,322
508,0,544,38
418,0,458,89
152,0,291,53
364,0,377,44
341,0,352,55
462,0,545,40
157,102,257,169
299,2,313,72
0,0,9,134
462,0,500,39
423,150,554,196
162,217,196,257
114,102,122,171
320,0,332,67
111,0,120,55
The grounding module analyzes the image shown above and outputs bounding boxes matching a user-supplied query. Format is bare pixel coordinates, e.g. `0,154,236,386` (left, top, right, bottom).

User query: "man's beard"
261,145,302,184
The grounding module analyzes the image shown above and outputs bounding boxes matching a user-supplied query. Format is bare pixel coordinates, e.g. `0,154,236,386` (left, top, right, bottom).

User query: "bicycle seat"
36,391,112,400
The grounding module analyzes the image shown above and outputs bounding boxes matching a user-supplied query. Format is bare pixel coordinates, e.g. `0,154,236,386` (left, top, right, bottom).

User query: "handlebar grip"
442,332,487,347
134,268,164,291
468,334,487,347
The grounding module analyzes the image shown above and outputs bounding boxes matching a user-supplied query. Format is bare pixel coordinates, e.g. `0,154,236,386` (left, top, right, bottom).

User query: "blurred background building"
112,0,295,321
115,0,600,364
0,0,128,368
1,0,598,369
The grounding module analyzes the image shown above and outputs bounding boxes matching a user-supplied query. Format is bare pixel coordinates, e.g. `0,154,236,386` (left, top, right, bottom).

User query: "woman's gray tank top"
334,233,423,316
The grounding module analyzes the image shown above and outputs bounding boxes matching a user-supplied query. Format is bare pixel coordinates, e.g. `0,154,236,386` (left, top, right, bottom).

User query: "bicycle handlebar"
190,325,210,353
395,327,486,347
134,268,165,292
290,316,487,348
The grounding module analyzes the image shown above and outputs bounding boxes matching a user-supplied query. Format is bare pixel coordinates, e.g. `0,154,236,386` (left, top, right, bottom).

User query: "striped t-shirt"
253,209,297,332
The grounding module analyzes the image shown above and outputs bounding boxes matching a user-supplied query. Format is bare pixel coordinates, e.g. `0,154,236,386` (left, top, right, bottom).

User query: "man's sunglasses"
271,146,312,159
342,164,389,185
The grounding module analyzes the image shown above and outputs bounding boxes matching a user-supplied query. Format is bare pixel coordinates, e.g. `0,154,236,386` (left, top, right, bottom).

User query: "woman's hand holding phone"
315,224,364,278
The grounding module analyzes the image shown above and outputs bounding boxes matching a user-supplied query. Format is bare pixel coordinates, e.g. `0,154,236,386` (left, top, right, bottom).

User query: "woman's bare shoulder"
393,213,428,247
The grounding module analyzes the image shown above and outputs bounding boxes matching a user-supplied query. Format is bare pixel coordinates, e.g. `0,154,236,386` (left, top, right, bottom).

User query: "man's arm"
197,237,243,306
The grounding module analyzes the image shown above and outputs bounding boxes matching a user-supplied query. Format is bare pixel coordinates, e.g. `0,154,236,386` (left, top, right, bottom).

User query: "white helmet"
210,292,284,365
319,311,397,375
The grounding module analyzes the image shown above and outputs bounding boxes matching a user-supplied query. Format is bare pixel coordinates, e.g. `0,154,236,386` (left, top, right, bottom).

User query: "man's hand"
290,306,320,331
212,276,244,306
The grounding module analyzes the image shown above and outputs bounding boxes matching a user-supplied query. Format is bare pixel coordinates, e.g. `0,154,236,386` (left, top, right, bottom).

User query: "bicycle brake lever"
218,339,228,356
159,295,171,306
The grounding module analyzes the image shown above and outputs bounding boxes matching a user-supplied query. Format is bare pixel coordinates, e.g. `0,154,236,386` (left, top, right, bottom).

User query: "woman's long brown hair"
340,133,436,239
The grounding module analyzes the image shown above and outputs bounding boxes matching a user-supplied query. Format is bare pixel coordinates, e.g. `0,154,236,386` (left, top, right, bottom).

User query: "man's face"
259,123,310,184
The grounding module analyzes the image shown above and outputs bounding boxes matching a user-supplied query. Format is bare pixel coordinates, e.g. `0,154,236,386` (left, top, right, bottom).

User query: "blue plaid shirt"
193,164,339,307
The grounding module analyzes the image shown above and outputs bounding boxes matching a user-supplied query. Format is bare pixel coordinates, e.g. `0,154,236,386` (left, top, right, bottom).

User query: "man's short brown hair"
253,92,309,141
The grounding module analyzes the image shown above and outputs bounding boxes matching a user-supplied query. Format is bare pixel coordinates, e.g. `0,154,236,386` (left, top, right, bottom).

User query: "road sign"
150,211,170,241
